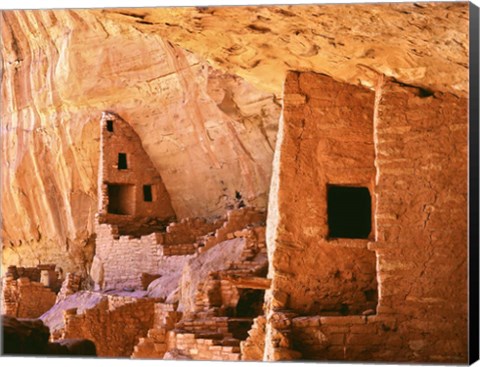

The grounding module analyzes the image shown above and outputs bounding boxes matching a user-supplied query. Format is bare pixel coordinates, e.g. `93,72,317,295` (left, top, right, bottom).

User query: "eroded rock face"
1,3,470,273
178,237,248,313
1,10,280,272
0,5,470,363
101,2,469,97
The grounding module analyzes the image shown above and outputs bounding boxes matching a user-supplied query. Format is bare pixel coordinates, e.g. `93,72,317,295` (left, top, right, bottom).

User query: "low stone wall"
131,303,181,358
92,207,266,291
56,273,83,302
199,208,266,253
1,276,56,318
168,329,241,361
132,328,169,358
176,316,230,335
162,243,197,256
61,295,160,357
241,316,266,360
6,265,41,282
164,217,224,245
133,312,239,360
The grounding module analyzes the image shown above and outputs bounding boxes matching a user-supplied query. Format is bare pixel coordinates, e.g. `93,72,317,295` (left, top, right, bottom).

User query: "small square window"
118,153,127,170
143,185,152,202
327,185,371,239
106,120,114,132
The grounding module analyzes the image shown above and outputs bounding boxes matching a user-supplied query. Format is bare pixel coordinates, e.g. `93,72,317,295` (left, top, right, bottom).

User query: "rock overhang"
98,2,469,97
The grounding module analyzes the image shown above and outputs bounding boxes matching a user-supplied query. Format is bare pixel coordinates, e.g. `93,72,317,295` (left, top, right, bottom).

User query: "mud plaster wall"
369,78,468,362
267,72,378,316
266,73,468,363
98,112,175,224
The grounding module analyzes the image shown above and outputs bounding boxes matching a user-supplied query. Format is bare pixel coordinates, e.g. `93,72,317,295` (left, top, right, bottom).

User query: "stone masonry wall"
1,264,60,318
368,77,468,362
98,112,175,226
241,315,266,360
266,72,378,317
265,72,468,363
131,303,182,358
56,273,83,303
61,295,158,357
289,315,393,361
92,207,264,291
91,220,193,290
164,217,224,245
1,276,56,318
167,329,241,361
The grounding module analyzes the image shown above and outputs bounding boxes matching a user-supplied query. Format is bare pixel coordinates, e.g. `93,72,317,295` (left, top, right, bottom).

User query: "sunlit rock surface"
1,9,279,272
102,2,469,96
0,3,471,363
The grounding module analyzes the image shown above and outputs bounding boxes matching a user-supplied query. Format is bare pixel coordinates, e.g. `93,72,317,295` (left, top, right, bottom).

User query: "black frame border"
469,1,480,364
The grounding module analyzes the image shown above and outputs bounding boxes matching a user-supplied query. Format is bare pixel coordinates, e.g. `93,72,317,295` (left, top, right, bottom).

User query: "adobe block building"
97,111,175,230
91,112,177,289
264,72,468,363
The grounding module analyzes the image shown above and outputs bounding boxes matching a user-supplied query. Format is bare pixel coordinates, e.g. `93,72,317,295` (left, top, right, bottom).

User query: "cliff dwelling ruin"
0,1,478,364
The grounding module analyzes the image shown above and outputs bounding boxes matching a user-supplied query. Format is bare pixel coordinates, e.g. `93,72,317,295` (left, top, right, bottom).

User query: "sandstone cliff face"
0,1,470,302
1,10,279,272
102,2,469,97
0,3,471,363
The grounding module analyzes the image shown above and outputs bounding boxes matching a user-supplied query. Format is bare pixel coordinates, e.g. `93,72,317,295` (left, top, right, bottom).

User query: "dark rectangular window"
118,153,127,170
106,120,114,132
327,185,371,239
143,185,152,202
107,184,134,215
